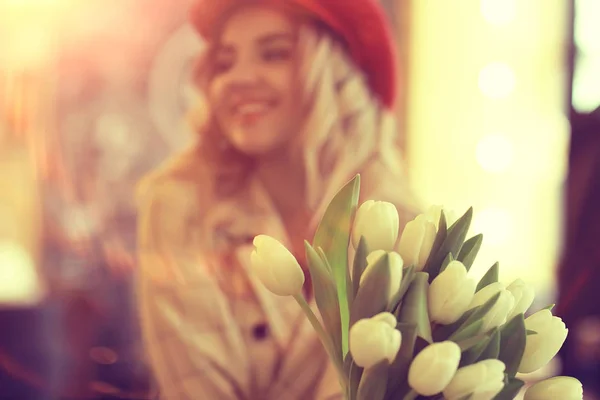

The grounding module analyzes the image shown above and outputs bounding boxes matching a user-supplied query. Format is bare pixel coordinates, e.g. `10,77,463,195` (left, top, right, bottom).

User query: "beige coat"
135,156,417,399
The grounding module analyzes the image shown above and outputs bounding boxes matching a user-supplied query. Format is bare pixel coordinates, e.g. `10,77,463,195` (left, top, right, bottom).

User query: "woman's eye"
213,59,233,74
262,48,292,62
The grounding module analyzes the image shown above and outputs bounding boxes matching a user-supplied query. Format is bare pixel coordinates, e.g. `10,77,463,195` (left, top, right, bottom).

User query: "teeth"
237,102,270,115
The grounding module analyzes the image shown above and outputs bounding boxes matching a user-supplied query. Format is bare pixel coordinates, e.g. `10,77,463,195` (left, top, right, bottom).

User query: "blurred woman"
136,0,419,399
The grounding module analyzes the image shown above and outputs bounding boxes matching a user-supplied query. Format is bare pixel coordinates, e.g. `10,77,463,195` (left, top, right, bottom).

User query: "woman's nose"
226,59,261,85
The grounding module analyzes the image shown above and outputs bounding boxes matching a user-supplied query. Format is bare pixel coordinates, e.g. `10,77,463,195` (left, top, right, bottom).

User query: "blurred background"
0,0,598,398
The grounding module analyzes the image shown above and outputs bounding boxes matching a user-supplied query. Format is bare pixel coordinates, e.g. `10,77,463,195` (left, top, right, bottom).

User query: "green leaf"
478,328,501,361
305,242,342,362
542,304,555,312
460,334,491,367
451,292,501,340
423,211,447,267
316,247,333,274
424,208,473,281
352,237,369,303
433,307,479,342
469,292,502,322
493,377,524,400
476,262,499,292
357,360,389,400
390,266,416,312
449,320,483,342
457,234,483,271
439,253,455,274
526,330,538,335
396,272,433,343
350,254,391,326
384,323,417,400
317,247,351,316
313,174,361,356
498,314,526,377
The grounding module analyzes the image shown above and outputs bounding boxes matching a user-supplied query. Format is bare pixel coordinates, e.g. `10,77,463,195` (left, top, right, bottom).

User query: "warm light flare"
407,0,569,293
0,241,44,305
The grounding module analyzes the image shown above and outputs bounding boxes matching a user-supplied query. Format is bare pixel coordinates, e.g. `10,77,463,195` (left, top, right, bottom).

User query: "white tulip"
524,376,583,400
469,282,503,308
425,205,458,229
360,250,403,306
443,359,505,400
397,214,437,271
506,278,535,319
352,200,399,251
518,309,568,373
469,282,515,332
408,341,461,396
429,261,476,324
250,235,305,296
349,312,402,368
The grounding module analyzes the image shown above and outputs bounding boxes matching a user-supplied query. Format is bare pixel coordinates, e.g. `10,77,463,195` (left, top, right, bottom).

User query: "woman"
136,0,419,399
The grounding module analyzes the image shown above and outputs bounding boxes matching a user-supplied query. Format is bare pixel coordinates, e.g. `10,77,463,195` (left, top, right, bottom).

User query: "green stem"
347,361,356,400
293,294,347,389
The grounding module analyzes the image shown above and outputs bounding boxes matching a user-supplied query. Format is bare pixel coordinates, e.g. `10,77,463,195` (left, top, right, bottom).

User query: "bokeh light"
0,241,43,305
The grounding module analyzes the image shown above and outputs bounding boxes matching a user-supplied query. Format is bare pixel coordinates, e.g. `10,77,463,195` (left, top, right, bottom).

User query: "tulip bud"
443,359,506,400
524,376,583,400
250,235,305,296
360,250,403,306
349,312,402,368
469,282,515,332
408,341,461,396
352,200,399,251
518,309,568,373
429,261,476,324
506,278,535,319
397,214,436,270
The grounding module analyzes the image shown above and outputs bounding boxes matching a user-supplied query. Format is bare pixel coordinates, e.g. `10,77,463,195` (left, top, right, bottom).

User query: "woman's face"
207,6,302,157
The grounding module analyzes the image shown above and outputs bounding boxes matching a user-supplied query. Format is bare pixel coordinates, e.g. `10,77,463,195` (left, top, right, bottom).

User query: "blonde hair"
294,27,410,218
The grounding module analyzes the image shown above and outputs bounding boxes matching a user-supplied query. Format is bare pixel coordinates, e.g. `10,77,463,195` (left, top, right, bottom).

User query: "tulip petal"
408,341,461,396
524,376,583,400
398,219,425,268
372,312,397,328
270,257,305,294
349,314,401,369
417,220,437,268
250,248,282,294
518,310,568,373
387,329,402,363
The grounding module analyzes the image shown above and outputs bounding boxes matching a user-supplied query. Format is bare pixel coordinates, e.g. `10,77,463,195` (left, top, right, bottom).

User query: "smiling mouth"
233,100,276,122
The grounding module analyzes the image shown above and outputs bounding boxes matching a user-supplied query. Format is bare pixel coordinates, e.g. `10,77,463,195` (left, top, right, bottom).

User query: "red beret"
189,0,397,109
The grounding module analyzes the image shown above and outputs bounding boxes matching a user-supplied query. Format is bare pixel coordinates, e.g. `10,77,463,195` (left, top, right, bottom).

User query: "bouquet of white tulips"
250,176,584,400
